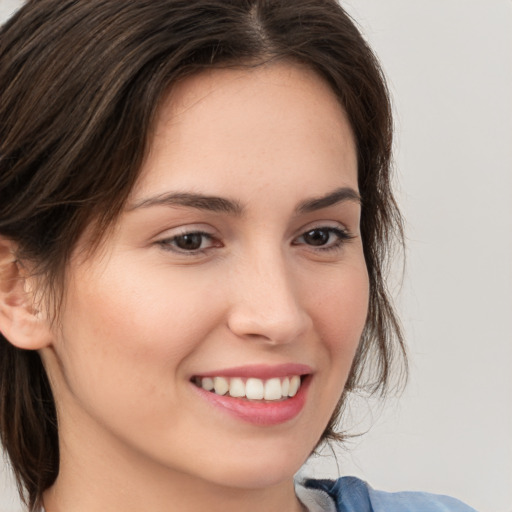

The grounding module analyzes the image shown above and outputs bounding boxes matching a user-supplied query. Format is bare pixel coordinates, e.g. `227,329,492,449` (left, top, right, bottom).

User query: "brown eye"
158,231,219,254
293,226,352,252
302,229,330,246
173,233,204,251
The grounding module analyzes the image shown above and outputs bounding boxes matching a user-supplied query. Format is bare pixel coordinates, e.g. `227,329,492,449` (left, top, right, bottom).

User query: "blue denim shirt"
296,477,479,512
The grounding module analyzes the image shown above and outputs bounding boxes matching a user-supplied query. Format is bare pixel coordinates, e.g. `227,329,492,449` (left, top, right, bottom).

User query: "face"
42,63,368,492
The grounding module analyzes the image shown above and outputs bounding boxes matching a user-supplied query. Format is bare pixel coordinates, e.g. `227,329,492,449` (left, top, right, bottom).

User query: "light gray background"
1,1,511,511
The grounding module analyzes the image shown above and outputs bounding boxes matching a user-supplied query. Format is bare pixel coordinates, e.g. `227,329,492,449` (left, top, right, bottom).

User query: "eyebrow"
296,187,361,213
128,192,244,215
128,186,360,215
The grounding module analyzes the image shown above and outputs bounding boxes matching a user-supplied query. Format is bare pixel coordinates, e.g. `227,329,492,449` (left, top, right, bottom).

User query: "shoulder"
303,476,479,512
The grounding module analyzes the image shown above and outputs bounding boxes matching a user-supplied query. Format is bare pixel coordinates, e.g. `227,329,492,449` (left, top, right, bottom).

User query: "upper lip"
191,363,313,380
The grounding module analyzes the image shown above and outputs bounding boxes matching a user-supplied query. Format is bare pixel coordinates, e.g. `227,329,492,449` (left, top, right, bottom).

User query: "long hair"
0,1,405,509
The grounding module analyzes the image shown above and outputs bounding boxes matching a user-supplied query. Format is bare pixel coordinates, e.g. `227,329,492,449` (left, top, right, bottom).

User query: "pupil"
304,229,329,246
176,233,202,250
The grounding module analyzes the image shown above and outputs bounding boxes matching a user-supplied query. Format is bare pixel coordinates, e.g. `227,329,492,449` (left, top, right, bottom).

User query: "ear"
0,237,53,350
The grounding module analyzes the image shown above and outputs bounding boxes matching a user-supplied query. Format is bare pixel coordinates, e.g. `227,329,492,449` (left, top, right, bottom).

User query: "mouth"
191,375,304,401
189,366,312,426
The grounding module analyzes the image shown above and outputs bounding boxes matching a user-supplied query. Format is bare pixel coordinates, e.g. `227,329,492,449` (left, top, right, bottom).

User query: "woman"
0,1,477,511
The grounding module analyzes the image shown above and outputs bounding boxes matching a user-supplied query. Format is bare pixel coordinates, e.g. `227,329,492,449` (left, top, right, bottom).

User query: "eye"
293,226,353,251
157,231,220,254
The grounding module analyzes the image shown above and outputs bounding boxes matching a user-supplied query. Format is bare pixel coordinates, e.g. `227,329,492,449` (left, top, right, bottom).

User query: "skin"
35,62,369,512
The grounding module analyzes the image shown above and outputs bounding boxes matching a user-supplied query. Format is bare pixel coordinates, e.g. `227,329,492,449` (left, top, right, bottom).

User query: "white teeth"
281,377,290,396
198,375,303,400
264,378,282,401
201,377,214,391
246,378,265,400
229,377,245,398
213,376,229,396
288,376,301,397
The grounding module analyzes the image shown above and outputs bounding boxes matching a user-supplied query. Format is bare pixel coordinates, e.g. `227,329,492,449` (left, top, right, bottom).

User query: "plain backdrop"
1,1,511,511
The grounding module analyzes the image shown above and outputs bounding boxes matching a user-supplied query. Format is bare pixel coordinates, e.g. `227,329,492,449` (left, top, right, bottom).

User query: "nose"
226,249,311,345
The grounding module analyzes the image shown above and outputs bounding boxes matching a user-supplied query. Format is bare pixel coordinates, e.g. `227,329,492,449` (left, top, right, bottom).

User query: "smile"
193,375,302,401
190,365,312,425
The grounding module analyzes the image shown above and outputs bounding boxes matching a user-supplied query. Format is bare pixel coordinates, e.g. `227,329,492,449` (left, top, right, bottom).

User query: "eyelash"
156,226,353,255
292,226,354,252
157,231,218,255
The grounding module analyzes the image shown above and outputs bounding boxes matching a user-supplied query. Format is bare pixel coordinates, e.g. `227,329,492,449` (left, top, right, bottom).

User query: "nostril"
227,306,310,345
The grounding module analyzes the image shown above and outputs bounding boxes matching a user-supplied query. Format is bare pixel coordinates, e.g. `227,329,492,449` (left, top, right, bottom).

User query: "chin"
206,462,300,490
221,447,310,489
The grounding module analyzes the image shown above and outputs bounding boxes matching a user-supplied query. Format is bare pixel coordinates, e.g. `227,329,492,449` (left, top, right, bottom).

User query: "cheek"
291,256,369,439
64,253,216,350
308,258,369,388
315,262,369,345
54,256,221,422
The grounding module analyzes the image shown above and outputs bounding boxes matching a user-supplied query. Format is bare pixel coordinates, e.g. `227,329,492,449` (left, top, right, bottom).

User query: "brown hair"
0,0,405,509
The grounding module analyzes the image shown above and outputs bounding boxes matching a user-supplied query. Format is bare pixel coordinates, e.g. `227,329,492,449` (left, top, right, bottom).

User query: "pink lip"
190,365,312,427
193,363,312,380
192,377,311,426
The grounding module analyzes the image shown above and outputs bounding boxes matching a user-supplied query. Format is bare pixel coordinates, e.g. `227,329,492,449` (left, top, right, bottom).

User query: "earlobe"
0,238,53,350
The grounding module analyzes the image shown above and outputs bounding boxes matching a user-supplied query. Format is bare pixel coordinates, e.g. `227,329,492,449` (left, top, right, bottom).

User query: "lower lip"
191,376,310,426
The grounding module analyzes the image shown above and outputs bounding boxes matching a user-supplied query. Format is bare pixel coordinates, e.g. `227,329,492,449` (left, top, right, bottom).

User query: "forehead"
133,61,357,202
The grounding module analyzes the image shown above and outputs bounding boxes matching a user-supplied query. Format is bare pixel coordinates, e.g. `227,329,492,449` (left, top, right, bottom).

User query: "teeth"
288,375,301,397
213,376,229,396
228,377,245,398
246,378,264,400
201,377,214,391
281,377,290,396
264,378,282,400
197,375,303,400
